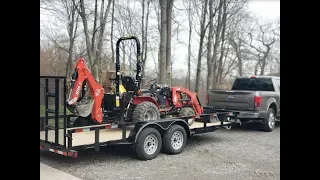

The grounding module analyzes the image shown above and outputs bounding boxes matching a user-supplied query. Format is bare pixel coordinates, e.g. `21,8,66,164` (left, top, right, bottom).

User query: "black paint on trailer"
40,76,239,160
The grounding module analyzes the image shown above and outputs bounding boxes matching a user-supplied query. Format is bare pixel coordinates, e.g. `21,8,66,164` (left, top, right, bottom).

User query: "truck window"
256,78,275,91
231,77,275,91
232,78,257,90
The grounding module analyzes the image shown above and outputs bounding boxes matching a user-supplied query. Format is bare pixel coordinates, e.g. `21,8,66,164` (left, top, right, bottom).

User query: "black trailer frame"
40,76,239,159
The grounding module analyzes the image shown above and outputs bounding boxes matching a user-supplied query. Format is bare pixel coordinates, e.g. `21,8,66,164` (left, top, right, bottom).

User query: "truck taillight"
206,94,209,105
254,95,262,107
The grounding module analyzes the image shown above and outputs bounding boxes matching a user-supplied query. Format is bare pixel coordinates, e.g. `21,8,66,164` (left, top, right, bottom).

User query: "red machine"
66,58,105,123
136,79,204,117
66,36,204,126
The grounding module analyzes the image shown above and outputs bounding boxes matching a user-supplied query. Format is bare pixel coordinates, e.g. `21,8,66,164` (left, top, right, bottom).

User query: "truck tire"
179,107,195,126
162,125,187,155
132,102,160,122
261,108,276,132
134,127,162,160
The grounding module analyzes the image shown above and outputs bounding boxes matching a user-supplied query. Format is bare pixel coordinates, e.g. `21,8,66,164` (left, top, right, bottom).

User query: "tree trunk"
110,0,115,67
79,0,93,66
206,0,214,92
195,0,208,94
186,0,192,90
166,0,173,86
211,0,224,89
141,0,151,87
96,0,112,82
159,0,167,84
216,0,227,87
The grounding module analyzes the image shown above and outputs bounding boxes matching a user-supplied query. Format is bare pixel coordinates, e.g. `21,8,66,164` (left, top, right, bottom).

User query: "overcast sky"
248,0,280,20
168,0,280,76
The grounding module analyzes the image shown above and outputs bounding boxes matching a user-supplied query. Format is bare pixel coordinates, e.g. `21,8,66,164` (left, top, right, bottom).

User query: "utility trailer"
40,76,240,160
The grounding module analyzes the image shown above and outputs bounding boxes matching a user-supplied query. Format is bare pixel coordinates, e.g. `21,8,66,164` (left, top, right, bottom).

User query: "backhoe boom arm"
67,58,105,123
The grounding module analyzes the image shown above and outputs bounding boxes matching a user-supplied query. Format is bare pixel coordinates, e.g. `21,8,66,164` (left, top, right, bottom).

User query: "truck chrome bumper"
237,111,260,118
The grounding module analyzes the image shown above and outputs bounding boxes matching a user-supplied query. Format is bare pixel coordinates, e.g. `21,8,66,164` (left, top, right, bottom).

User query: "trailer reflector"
71,123,116,133
46,147,78,158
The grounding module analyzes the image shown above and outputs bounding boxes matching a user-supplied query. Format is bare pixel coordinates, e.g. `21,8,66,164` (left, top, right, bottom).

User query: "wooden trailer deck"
40,121,231,147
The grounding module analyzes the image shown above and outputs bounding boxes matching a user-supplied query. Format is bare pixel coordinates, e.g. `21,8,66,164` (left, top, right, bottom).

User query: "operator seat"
121,76,138,92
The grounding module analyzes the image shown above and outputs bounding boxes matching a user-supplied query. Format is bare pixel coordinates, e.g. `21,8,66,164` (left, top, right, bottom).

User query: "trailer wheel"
132,102,160,122
134,127,162,160
179,107,195,126
261,108,276,132
162,125,187,155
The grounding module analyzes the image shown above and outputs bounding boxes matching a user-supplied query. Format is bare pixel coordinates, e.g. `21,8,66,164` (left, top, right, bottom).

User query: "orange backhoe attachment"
67,58,105,123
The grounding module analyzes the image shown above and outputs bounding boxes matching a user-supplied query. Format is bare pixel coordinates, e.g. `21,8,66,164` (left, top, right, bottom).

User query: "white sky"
168,0,280,77
248,0,280,20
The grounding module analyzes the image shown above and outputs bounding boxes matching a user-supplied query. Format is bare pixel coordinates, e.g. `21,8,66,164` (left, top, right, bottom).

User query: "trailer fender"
133,119,191,143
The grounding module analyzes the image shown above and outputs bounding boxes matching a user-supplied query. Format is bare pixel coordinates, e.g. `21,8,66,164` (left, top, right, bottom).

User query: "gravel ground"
40,123,280,180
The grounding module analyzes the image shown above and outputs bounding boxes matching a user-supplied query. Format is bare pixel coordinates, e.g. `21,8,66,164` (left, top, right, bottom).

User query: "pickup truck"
207,75,280,132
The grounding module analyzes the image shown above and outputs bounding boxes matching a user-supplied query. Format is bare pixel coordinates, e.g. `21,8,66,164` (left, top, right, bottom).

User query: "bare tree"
77,0,112,82
110,0,115,66
195,0,209,94
183,0,194,89
40,0,80,78
158,0,168,84
206,0,219,91
166,0,174,85
141,0,152,86
248,23,277,75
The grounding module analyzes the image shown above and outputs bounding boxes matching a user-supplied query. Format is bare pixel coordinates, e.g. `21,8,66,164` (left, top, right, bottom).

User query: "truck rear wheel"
261,108,276,132
179,107,195,125
162,125,187,155
134,127,162,160
132,102,160,122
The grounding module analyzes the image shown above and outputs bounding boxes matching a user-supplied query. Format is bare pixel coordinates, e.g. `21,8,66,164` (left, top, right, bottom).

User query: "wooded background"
40,0,280,101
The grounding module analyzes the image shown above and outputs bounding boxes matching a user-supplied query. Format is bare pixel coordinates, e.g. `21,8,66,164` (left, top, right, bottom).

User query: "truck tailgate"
208,90,256,111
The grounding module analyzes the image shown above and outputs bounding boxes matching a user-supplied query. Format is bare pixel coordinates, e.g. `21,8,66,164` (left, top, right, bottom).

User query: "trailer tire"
261,108,276,132
162,125,187,155
132,102,160,122
179,107,195,126
134,127,162,160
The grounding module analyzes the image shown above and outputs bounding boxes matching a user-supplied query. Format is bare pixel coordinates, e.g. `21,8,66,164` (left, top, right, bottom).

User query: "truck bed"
40,121,231,147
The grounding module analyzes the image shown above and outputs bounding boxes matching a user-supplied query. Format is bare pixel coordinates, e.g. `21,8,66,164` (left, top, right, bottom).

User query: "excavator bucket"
75,98,94,117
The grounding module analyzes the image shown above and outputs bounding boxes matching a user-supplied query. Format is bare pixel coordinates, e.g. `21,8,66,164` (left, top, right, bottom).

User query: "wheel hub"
144,109,157,121
268,112,275,128
144,134,158,155
171,131,183,150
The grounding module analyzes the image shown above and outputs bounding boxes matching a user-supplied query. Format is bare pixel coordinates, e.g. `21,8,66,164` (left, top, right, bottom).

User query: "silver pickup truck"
207,76,280,132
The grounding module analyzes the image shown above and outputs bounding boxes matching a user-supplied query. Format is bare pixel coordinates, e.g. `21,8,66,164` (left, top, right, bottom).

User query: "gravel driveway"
40,123,280,180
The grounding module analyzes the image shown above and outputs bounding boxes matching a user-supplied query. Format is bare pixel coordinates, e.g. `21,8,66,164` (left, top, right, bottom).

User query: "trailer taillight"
206,94,209,105
254,95,262,108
